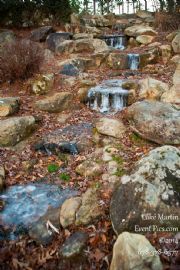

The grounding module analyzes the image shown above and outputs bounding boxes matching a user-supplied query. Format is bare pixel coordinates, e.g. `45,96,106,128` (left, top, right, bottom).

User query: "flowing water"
128,54,140,70
88,80,129,113
102,35,126,50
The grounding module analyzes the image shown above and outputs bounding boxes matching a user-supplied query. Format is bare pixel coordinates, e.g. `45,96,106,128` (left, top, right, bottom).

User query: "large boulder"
46,32,72,52
0,97,20,117
139,49,158,68
30,26,54,42
125,101,180,144
110,145,180,235
74,38,108,53
161,85,180,104
35,92,73,113
138,77,169,101
124,25,157,37
107,53,128,69
110,232,163,270
0,116,36,146
136,35,154,45
95,118,126,139
172,32,180,53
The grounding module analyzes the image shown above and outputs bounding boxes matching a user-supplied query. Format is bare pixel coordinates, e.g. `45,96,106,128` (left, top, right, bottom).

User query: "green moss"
112,155,124,165
59,173,70,182
113,168,125,177
47,163,59,173
130,132,144,144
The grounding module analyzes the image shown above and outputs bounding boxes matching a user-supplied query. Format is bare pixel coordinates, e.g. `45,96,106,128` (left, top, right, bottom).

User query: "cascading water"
128,54,140,70
88,80,129,113
103,35,126,50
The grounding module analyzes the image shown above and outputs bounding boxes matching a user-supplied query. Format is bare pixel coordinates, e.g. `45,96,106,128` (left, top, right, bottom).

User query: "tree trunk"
93,0,96,14
144,0,148,10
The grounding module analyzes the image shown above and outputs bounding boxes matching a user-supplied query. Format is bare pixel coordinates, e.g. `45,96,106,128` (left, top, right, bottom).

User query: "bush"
155,11,180,31
0,39,43,83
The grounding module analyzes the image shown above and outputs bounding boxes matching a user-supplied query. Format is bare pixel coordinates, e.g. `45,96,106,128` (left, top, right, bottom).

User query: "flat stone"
35,92,72,113
95,118,126,139
76,160,103,177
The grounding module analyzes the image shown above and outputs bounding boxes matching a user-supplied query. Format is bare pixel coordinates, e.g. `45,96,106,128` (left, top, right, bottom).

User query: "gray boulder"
110,145,180,235
46,32,72,52
125,101,180,144
30,26,54,42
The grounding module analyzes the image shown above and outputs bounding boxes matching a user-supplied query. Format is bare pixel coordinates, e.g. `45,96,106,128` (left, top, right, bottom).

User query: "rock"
31,74,54,95
173,63,180,85
170,54,180,65
60,197,82,228
34,141,79,155
161,85,180,104
95,118,126,139
139,49,158,68
22,159,37,172
0,97,20,116
125,25,157,37
76,188,102,225
29,221,54,245
166,31,178,42
60,63,79,76
136,10,153,19
0,30,15,48
30,26,54,42
59,232,88,259
76,160,102,177
70,13,80,25
110,145,180,235
35,92,73,113
138,77,169,101
136,35,154,45
56,40,75,54
80,15,112,27
159,44,172,64
107,53,128,69
122,80,139,90
0,116,36,146
74,38,108,53
42,122,93,152
73,33,93,40
125,101,180,144
83,25,102,37
0,166,5,191
46,32,72,52
127,37,139,48
110,232,163,270
172,32,180,53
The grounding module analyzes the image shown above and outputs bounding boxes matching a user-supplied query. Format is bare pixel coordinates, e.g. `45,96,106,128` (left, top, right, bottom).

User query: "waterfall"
88,80,129,113
128,54,140,70
103,35,126,50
